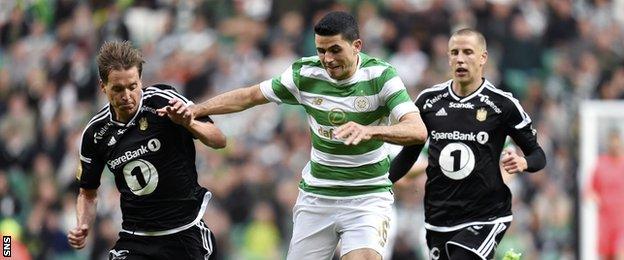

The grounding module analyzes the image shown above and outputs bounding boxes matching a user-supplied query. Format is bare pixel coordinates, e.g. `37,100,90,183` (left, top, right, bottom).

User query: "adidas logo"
435,108,447,116
108,136,117,146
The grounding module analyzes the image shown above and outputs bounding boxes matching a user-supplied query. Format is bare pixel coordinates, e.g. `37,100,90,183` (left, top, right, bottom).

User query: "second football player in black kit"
67,41,226,260
389,29,546,259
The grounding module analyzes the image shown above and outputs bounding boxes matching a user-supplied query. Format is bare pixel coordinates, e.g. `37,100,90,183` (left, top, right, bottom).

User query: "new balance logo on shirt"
435,108,447,116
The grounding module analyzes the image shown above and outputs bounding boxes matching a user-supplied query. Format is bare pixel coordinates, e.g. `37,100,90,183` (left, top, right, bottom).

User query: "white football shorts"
286,189,394,260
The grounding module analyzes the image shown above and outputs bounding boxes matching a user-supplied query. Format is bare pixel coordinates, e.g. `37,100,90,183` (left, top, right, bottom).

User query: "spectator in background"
588,130,624,260
0,7,29,48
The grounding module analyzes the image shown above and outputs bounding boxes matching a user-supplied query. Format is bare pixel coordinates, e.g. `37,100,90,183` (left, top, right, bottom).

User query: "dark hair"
96,41,145,83
313,11,359,42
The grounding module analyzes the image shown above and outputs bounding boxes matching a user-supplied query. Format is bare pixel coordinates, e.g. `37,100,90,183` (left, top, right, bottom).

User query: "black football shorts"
426,221,510,260
109,220,217,260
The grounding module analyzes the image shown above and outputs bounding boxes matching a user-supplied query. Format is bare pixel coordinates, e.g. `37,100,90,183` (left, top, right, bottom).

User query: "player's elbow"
414,128,428,144
205,132,226,149
213,135,226,149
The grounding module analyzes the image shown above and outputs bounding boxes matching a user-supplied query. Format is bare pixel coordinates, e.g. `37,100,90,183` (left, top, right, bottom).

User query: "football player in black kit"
389,29,546,259
67,41,226,260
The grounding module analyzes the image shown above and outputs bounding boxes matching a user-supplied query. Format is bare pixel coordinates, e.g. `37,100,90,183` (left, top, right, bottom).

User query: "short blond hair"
451,28,487,51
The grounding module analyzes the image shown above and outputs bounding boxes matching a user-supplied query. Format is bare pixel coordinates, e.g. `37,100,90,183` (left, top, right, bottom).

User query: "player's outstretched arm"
190,84,270,117
389,144,424,183
334,112,427,146
159,99,226,148
68,188,97,249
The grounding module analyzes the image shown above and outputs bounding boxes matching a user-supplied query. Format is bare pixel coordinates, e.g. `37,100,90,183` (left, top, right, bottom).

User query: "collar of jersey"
447,78,489,102
107,90,145,127
330,52,362,86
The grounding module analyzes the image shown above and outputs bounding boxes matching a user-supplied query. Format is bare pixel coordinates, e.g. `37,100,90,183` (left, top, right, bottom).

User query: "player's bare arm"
186,120,226,149
160,99,226,149
188,84,270,117
334,112,427,146
67,188,97,249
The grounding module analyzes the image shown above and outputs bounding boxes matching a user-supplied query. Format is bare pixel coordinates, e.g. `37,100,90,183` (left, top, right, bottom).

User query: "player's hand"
157,99,193,126
67,224,89,249
334,121,373,145
501,149,528,174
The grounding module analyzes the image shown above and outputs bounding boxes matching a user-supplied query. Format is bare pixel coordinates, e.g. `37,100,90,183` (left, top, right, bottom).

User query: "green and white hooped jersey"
259,53,418,198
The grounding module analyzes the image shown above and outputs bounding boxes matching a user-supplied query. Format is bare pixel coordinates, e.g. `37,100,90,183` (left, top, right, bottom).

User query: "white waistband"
121,191,212,236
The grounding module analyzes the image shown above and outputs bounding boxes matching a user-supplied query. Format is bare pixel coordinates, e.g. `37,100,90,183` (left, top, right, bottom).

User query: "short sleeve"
259,66,300,105
78,128,105,189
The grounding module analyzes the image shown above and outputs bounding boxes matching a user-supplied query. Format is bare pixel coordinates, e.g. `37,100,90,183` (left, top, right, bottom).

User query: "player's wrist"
187,119,199,129
369,125,386,140
188,104,200,117
520,157,528,172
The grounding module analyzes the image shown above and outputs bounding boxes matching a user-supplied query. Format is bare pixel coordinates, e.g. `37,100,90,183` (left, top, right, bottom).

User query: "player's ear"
480,50,488,66
352,39,362,54
99,80,106,93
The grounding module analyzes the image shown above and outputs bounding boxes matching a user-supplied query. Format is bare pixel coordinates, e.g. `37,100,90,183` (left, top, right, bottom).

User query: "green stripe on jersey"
297,69,399,97
271,78,298,104
310,158,390,180
269,53,411,197
303,105,388,126
310,132,384,155
386,90,413,111
298,180,392,197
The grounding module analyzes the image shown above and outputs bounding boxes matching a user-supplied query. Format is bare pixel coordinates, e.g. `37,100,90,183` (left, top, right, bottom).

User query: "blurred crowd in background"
1,0,623,259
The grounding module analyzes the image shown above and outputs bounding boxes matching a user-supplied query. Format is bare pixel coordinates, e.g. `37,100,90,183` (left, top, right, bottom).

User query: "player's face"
100,67,143,123
315,34,362,80
448,34,487,85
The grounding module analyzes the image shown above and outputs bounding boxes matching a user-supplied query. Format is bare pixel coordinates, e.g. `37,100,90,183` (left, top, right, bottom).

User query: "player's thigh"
338,195,393,258
167,220,217,260
446,222,510,260
426,229,455,260
287,217,339,260
287,195,340,260
341,248,381,260
446,245,481,260
109,233,154,260
110,221,217,260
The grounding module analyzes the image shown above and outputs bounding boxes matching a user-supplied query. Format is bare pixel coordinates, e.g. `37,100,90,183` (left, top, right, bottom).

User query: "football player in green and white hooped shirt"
166,11,428,260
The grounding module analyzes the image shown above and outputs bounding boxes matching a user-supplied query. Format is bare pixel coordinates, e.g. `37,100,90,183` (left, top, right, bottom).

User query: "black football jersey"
78,84,212,233
415,79,540,230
